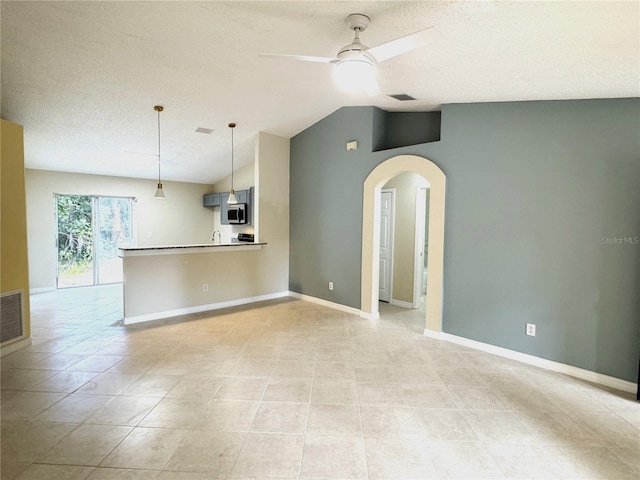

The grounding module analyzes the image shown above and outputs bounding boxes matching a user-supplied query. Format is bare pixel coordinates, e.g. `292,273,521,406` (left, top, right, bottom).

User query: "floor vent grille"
1,290,25,344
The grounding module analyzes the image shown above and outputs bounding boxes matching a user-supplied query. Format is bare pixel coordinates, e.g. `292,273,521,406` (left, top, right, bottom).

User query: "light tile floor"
1,285,638,479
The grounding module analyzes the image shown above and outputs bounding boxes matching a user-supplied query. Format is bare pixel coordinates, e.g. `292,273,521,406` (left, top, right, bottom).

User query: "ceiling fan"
260,13,442,96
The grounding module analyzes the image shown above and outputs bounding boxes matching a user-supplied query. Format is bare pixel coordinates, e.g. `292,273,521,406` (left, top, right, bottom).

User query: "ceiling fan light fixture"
334,55,377,93
261,12,440,99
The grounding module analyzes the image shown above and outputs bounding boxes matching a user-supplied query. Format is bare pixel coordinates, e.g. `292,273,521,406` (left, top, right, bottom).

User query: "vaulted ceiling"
2,1,638,184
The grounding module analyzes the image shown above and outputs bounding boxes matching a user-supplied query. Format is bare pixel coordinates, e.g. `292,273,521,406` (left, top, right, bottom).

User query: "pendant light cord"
231,125,234,191
157,108,162,184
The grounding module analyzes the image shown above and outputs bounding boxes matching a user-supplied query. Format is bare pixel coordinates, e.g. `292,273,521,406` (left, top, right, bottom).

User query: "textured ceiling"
1,1,638,184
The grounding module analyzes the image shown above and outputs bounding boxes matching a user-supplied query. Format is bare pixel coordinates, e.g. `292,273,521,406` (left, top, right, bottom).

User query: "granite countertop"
118,242,266,257
120,242,266,251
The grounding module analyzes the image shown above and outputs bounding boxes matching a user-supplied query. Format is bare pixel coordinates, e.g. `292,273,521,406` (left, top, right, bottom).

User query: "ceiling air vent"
195,127,214,134
389,94,416,101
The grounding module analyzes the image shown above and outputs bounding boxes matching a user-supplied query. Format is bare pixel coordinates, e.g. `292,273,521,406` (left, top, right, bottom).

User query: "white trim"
425,329,638,394
379,189,395,303
0,338,32,357
361,155,446,333
413,187,427,309
390,299,413,309
30,287,56,295
124,291,289,325
361,311,380,320
423,328,444,340
288,291,361,316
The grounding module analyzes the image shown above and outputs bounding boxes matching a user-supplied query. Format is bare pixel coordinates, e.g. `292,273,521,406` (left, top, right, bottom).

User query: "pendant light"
154,105,165,199
227,122,238,204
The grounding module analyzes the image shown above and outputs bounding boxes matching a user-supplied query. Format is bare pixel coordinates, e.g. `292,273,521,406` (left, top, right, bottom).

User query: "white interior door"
379,190,394,302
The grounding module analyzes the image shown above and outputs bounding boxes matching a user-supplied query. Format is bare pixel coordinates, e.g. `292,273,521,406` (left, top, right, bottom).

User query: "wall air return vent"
1,290,25,345
388,94,416,101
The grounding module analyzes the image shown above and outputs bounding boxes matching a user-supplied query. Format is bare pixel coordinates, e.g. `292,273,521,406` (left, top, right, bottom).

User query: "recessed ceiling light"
196,127,214,134
389,94,416,101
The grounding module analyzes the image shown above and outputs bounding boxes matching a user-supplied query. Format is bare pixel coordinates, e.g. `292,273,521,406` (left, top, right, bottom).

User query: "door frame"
361,154,446,334
379,188,395,303
412,186,428,309
55,193,136,288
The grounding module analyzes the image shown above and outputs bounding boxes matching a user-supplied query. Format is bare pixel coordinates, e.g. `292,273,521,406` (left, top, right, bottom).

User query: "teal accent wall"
373,111,441,151
289,99,640,382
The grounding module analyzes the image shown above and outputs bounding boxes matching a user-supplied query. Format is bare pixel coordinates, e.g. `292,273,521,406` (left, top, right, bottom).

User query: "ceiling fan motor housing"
337,49,375,66
346,13,370,32
338,13,375,65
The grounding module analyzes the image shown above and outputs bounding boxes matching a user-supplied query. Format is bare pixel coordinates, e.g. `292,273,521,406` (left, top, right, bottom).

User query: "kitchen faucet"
211,229,221,244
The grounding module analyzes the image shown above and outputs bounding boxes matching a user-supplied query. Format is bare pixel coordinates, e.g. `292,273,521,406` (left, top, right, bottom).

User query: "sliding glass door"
56,194,134,288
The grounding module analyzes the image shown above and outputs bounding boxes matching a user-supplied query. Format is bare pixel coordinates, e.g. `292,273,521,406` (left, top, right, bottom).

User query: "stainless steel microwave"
228,203,246,224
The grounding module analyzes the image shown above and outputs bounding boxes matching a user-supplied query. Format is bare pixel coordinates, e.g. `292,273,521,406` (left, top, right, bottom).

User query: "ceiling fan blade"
367,26,442,63
259,53,338,64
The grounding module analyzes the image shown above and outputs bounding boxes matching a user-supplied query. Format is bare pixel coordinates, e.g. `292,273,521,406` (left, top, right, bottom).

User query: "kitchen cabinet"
220,192,230,223
203,193,221,207
213,187,253,225
236,189,248,204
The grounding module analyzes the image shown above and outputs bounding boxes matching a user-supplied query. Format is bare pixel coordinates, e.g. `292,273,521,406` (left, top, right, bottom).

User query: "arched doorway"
361,155,446,333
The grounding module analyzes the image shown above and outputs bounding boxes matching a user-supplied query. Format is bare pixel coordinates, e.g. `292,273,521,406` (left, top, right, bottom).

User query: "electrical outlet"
526,323,536,337
202,284,208,292
328,282,334,291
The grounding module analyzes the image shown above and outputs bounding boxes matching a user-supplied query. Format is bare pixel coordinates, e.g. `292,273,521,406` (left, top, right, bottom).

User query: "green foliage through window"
57,195,93,271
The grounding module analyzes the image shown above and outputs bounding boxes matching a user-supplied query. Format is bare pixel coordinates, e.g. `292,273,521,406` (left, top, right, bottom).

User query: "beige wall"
122,132,290,320
254,131,290,291
26,169,215,290
209,161,256,243
383,172,429,304
1,119,31,338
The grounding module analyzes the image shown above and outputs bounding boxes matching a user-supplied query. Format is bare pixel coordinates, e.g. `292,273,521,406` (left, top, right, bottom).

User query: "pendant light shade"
154,183,165,198
154,105,165,199
227,122,238,204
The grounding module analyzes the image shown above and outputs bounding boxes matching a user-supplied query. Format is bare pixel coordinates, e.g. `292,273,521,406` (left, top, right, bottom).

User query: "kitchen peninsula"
118,242,279,325
120,242,265,257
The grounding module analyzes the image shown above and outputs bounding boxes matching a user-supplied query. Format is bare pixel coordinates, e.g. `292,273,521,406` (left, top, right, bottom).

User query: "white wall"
209,161,256,243
25,169,215,290
382,172,429,304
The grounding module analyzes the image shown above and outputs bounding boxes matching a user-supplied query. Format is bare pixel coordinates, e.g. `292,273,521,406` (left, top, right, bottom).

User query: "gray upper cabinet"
203,193,221,207
236,189,248,204
220,192,230,223
205,187,253,226
243,187,253,225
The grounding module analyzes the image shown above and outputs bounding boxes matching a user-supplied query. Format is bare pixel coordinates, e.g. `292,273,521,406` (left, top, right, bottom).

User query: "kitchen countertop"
119,242,266,257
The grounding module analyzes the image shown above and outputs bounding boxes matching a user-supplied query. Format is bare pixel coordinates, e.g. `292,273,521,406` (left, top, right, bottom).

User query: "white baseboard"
124,291,289,325
390,299,413,309
289,291,375,318
424,329,638,394
288,291,361,316
1,338,32,357
30,287,56,295
360,311,380,320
